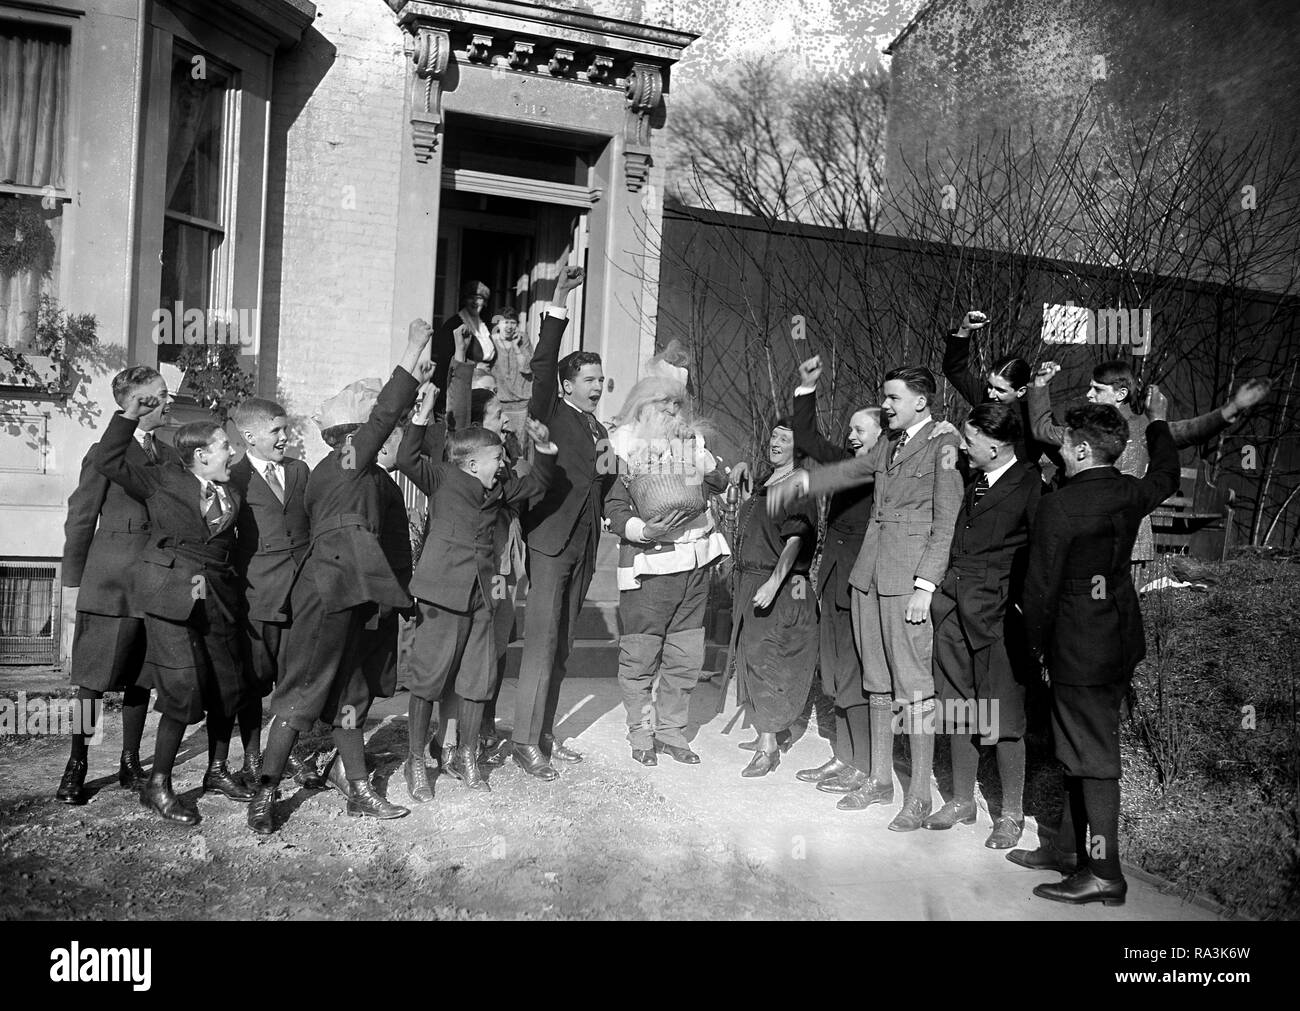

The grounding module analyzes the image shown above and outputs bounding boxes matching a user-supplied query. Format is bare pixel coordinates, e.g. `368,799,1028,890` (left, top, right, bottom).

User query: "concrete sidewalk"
479,675,1221,921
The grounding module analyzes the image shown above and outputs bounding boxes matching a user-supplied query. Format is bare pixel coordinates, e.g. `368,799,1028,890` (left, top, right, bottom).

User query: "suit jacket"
521,310,616,556
93,412,242,623
805,419,964,596
298,367,418,613
931,458,1041,651
942,333,1062,479
63,429,180,617
1027,385,1231,559
792,390,872,608
229,453,311,623
1023,420,1180,685
400,437,554,610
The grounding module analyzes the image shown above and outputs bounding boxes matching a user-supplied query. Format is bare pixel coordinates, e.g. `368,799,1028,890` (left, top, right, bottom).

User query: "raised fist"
407,318,434,347
959,310,989,334
125,391,161,420
1145,384,1168,422
798,355,823,388
1033,361,1061,388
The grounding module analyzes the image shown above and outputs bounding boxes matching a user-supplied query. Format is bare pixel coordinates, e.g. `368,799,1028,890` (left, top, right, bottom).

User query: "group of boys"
55,266,603,834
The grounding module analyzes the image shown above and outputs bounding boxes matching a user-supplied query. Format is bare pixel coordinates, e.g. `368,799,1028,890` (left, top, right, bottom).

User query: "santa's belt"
310,513,375,542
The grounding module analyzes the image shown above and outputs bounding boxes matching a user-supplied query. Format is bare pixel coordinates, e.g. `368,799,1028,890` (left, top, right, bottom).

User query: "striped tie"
203,485,224,532
972,474,990,505
141,432,158,463
891,431,909,465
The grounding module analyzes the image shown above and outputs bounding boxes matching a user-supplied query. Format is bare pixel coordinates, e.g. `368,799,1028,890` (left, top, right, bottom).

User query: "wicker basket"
629,472,707,525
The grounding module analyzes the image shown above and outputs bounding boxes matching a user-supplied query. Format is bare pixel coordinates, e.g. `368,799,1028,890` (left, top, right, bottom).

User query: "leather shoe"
119,750,148,790
238,751,263,790
56,758,88,805
458,744,490,792
818,768,870,794
986,816,1025,849
481,738,510,767
740,749,781,778
922,798,978,830
202,761,256,802
796,757,850,783
511,744,558,781
247,779,277,835
404,756,433,803
288,751,326,789
836,777,894,810
1033,867,1127,906
738,729,791,752
654,741,700,764
324,754,351,799
1007,846,1079,874
631,748,657,766
140,773,200,825
544,735,583,763
345,778,409,819
888,796,933,832
441,743,464,781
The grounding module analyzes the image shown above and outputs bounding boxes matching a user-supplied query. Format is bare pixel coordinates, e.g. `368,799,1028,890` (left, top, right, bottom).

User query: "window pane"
158,217,211,363
0,22,70,190
0,193,62,350
165,55,225,221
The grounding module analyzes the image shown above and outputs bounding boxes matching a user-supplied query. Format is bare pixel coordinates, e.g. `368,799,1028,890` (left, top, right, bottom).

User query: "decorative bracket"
548,46,575,78
508,40,534,71
623,62,663,192
586,53,613,84
467,33,494,64
410,26,451,162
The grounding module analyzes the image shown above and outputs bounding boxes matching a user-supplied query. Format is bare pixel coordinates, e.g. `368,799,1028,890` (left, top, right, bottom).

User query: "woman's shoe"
741,749,781,778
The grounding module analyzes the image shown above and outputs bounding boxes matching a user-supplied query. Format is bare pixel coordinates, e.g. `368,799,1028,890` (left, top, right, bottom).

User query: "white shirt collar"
246,451,281,474
133,427,151,448
903,417,931,440
984,455,1018,487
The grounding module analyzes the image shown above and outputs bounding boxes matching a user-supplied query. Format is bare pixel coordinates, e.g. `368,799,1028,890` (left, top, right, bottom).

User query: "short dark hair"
966,402,1023,445
884,365,938,403
175,420,224,466
321,423,361,449
232,397,286,433
447,425,502,466
559,350,603,384
1092,360,1138,405
772,415,793,432
1064,404,1129,464
990,355,1032,391
461,279,489,304
112,365,162,408
469,389,497,425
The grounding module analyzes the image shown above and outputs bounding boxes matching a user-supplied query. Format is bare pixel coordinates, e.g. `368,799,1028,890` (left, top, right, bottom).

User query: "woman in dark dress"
429,280,495,413
723,420,818,778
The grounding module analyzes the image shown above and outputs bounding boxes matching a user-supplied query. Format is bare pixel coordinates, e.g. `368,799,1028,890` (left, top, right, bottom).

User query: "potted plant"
0,293,100,400
173,315,255,421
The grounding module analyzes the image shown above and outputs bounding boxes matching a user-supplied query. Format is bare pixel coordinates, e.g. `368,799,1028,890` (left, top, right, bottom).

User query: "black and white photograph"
0,0,1295,964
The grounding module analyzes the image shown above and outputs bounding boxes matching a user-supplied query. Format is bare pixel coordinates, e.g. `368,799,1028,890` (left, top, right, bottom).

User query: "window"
158,48,233,364
0,21,70,351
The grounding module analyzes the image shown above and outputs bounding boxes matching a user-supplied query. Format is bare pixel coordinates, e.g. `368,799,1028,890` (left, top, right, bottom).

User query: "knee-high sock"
1081,777,1122,879
70,687,103,762
332,727,367,781
459,699,485,747
238,699,263,760
996,738,1025,819
832,710,852,763
260,718,299,783
484,669,502,736
844,704,872,772
906,699,935,803
151,716,187,778
867,693,893,786
206,710,235,765
951,732,980,803
121,685,149,754
1059,775,1087,857
408,695,435,760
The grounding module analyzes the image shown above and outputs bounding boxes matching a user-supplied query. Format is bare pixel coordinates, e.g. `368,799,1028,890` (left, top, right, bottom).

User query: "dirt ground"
0,681,825,921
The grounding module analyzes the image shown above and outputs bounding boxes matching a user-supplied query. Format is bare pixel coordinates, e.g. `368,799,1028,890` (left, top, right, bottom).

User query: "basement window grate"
0,561,60,665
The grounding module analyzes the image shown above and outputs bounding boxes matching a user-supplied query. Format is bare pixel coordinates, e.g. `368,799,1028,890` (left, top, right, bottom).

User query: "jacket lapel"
888,420,932,472
970,461,1029,518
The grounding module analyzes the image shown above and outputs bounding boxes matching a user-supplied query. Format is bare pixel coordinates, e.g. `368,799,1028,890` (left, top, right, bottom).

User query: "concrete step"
501,640,728,678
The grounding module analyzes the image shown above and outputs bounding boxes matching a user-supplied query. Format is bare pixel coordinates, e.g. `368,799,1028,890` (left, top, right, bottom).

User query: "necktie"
203,485,224,533
583,411,603,443
972,474,990,505
891,431,909,465
264,462,285,504
141,432,158,463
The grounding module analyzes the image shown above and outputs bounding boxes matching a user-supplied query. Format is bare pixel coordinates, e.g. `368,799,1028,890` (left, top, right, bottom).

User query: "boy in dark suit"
789,354,882,793
1013,397,1180,906
512,265,614,780
57,366,178,804
398,414,556,798
228,398,323,789
96,395,257,825
925,402,1041,848
247,320,434,835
